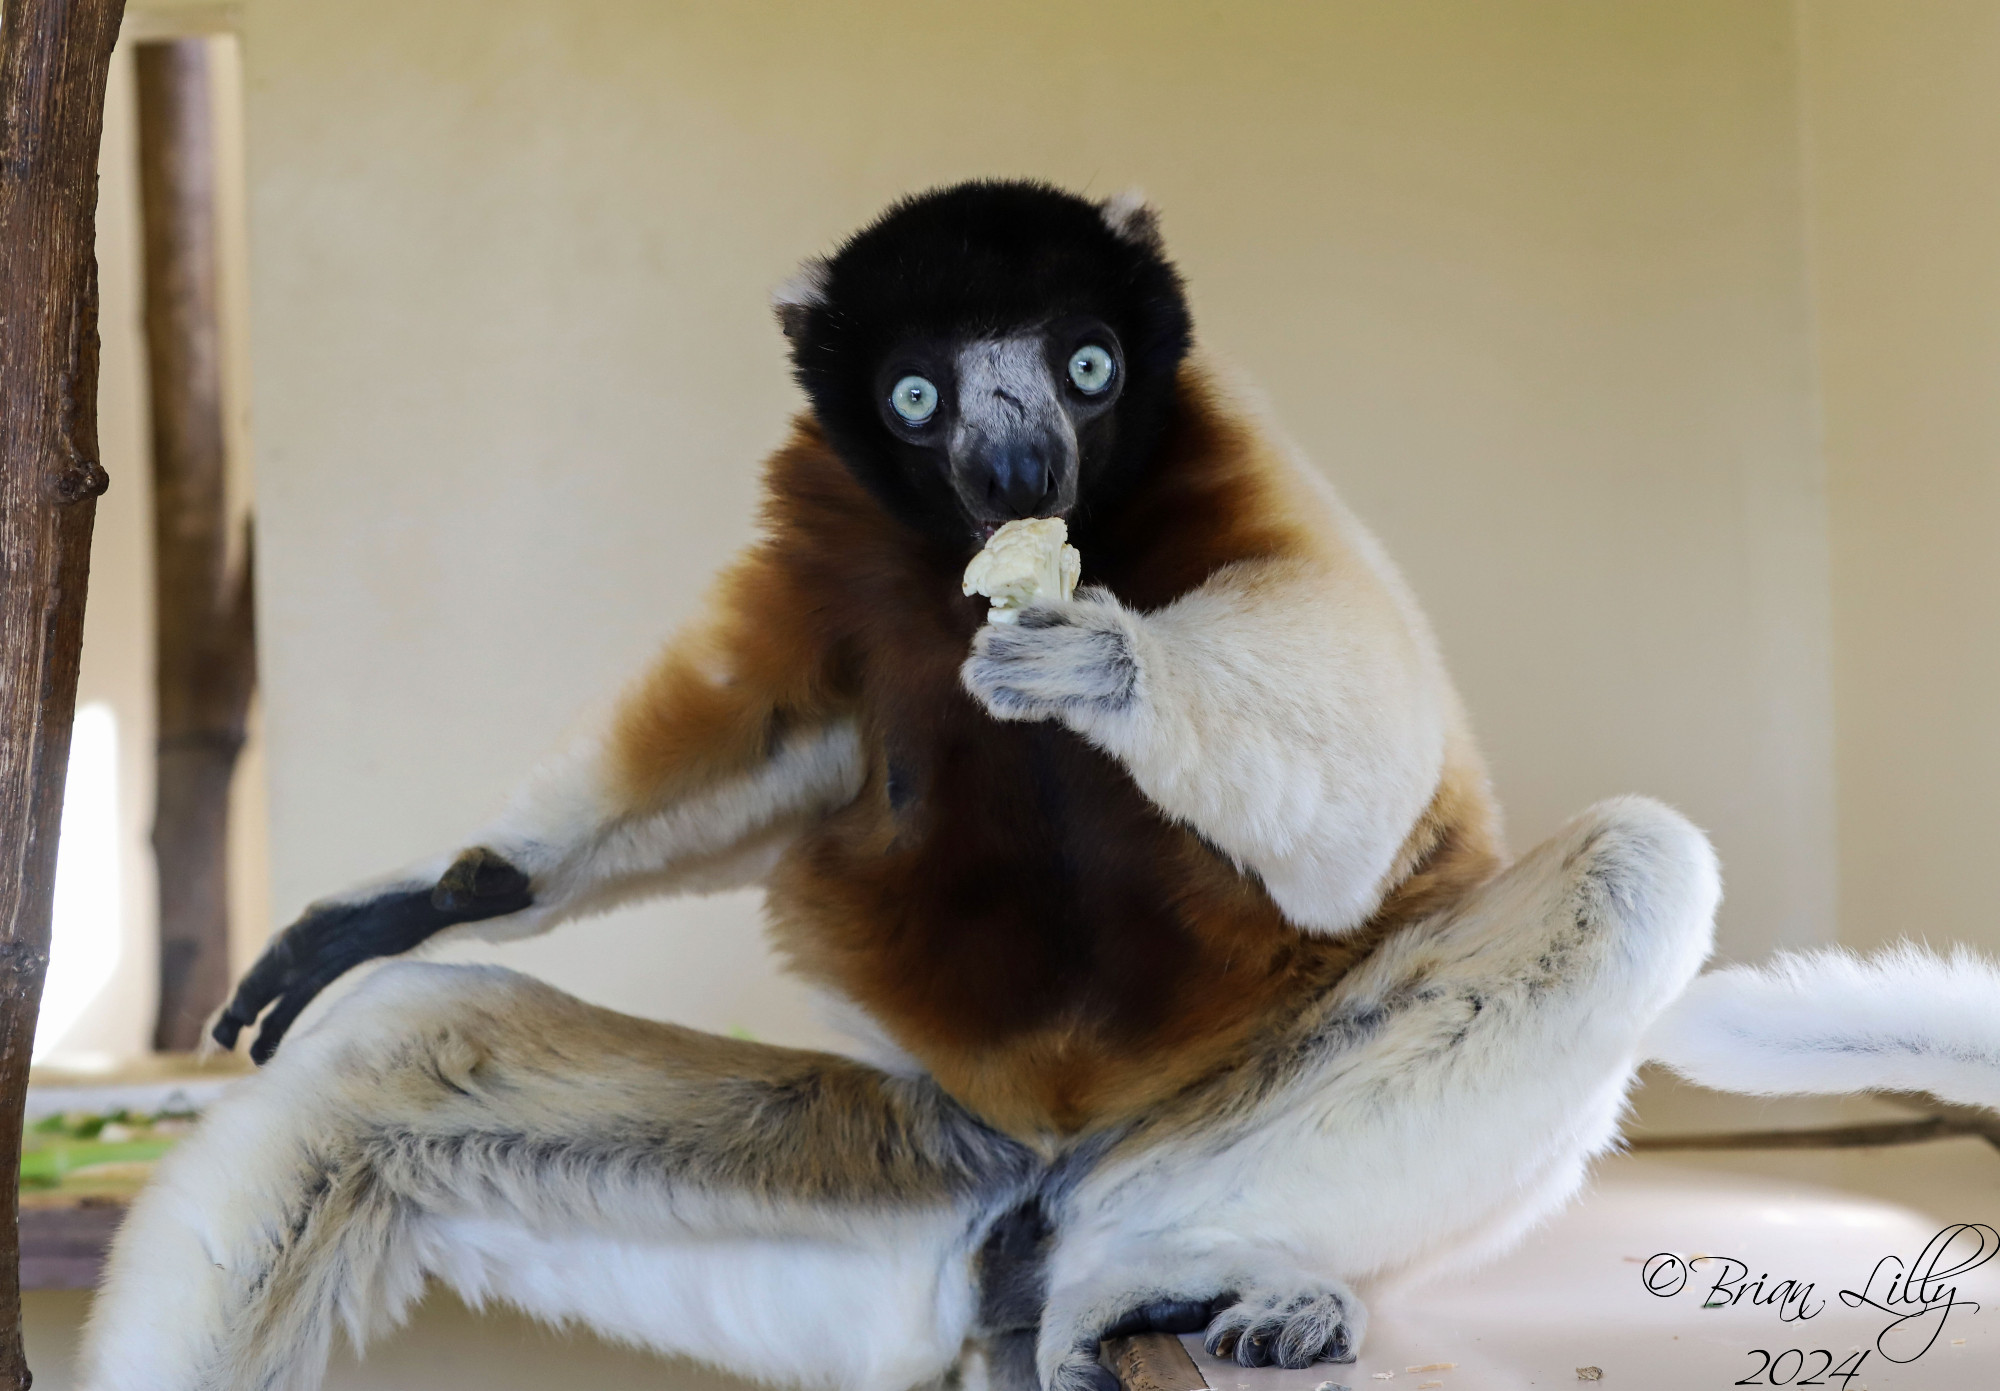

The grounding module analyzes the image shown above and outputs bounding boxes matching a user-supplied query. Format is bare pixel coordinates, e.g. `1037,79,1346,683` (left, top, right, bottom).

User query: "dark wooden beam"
1629,1116,1966,1151
135,37,254,1051
1629,1095,2000,1156
0,0,131,1381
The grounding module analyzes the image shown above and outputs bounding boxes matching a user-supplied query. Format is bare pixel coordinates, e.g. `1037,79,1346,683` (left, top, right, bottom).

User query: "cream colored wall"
227,0,1837,1058
1798,0,2000,955
50,0,2000,1384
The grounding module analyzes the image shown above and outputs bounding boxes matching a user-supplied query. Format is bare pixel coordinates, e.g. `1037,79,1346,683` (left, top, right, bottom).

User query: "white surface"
1186,1155,2000,1391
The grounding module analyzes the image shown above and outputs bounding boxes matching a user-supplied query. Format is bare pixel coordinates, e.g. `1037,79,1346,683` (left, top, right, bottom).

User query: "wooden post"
135,38,254,1052
0,0,130,1381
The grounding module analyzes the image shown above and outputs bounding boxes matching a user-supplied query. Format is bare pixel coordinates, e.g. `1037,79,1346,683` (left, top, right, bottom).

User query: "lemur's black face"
779,181,1193,553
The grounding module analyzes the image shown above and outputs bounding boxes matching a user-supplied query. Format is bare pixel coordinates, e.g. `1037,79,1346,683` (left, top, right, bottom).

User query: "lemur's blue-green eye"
890,375,939,423
1068,344,1115,394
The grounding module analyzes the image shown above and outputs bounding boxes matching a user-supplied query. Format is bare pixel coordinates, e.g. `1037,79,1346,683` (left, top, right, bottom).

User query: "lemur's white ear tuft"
1099,189,1163,252
772,256,832,341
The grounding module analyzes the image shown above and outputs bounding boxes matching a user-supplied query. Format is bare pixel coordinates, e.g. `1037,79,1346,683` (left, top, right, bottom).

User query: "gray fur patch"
949,336,1079,517
975,1198,1051,1334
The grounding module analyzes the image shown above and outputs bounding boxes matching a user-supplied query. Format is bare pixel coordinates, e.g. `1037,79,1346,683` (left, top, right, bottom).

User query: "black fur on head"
777,180,1193,553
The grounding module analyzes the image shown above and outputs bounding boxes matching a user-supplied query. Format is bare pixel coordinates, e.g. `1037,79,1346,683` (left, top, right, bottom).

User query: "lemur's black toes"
1204,1287,1356,1370
1324,1323,1356,1363
432,846,532,913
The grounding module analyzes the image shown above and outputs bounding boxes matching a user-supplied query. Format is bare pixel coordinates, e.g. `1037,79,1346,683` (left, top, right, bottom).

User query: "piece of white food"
961,517,1081,623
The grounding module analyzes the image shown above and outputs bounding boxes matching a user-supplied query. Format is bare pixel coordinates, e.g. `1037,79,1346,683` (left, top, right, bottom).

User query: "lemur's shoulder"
1122,360,1509,931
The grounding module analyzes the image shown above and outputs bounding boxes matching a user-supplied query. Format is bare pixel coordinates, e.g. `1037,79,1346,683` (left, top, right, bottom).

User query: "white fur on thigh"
420,1214,975,1391
1036,796,1719,1383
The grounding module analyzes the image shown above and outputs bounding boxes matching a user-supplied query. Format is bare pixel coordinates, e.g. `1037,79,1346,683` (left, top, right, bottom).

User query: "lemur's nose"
983,438,1053,518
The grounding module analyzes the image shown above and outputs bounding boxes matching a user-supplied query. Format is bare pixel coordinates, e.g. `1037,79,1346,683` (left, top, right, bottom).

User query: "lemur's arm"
961,553,1459,936
215,546,858,1061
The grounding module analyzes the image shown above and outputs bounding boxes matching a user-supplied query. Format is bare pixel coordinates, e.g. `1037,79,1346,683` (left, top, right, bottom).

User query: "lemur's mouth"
973,510,1068,545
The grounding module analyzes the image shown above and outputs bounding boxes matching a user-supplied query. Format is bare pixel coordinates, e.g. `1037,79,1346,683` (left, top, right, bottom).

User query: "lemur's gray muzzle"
950,336,1079,523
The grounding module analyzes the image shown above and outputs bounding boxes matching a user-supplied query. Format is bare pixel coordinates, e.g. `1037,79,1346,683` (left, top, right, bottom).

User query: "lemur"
85,182,2000,1391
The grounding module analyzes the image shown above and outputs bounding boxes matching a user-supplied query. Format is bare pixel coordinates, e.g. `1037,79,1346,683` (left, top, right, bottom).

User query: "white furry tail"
1646,944,2000,1113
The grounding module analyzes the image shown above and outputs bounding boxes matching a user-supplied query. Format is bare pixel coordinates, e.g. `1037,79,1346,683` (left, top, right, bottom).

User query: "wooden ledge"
17,1193,126,1291
1105,1333,1209,1390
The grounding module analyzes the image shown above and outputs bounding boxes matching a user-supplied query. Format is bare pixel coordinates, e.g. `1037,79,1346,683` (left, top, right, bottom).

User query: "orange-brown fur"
608,366,1501,1139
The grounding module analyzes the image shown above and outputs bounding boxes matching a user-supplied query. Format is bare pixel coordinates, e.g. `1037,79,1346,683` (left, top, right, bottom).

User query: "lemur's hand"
212,846,532,1063
960,587,1142,726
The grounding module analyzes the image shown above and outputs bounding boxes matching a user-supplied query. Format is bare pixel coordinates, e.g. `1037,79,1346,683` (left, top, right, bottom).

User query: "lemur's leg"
89,963,1034,1391
1034,796,1720,1390
216,544,858,1062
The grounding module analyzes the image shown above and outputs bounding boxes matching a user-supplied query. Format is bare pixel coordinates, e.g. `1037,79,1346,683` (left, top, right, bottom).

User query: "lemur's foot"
1203,1281,1364,1370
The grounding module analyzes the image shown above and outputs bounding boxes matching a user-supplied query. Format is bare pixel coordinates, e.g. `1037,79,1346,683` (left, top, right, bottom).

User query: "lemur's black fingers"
213,922,312,1050
247,951,370,1064
231,896,433,1063
210,1012,246,1051
216,850,534,1062
213,908,381,1058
